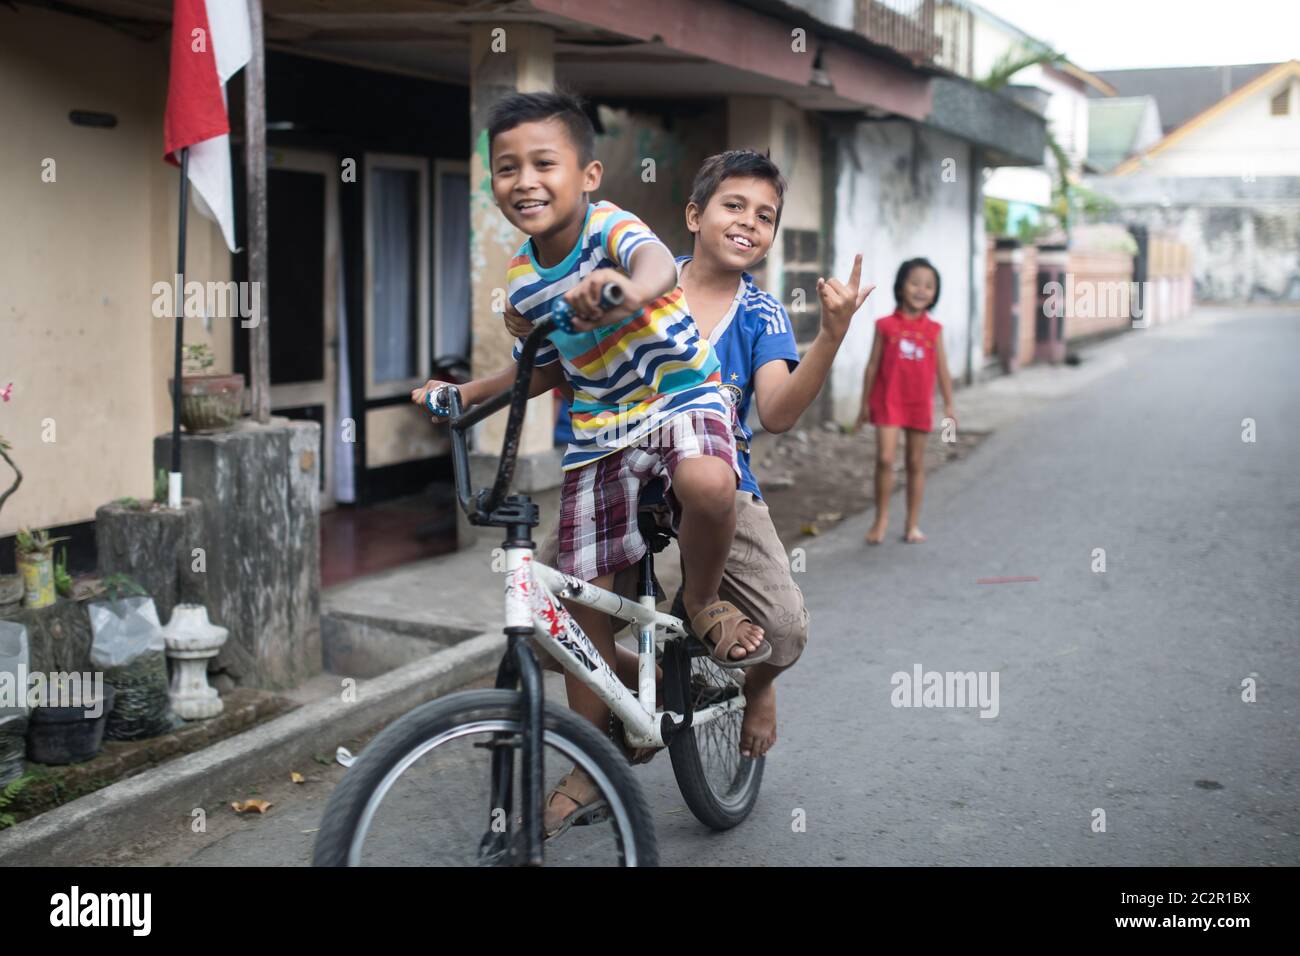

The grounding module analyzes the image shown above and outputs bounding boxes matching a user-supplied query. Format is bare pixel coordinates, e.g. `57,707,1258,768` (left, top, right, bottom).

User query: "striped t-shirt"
509,200,729,471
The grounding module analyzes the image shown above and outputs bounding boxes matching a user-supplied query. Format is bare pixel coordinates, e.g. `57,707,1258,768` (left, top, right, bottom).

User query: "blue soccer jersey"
675,256,800,498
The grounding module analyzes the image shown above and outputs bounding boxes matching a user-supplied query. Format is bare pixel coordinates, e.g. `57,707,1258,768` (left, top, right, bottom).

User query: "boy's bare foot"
903,528,926,543
865,520,887,545
684,595,765,661
739,680,777,758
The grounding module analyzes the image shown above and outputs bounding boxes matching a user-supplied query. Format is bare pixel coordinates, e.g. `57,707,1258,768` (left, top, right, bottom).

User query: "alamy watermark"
151,274,261,328
0,666,106,717
1041,276,1158,329
890,663,999,718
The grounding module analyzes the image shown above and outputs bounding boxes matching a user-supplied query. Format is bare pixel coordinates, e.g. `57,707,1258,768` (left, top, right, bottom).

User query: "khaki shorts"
533,491,809,670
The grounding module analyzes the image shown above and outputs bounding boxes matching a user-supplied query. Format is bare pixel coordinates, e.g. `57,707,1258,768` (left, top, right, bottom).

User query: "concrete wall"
0,6,231,537
827,120,978,422
594,102,729,256
728,97,824,299
1087,176,1300,301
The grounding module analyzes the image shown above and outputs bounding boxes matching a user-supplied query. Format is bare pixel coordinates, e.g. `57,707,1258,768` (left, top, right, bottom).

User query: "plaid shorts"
556,411,738,582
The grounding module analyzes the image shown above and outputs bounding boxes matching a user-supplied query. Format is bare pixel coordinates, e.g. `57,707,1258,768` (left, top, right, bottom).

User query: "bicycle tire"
662,639,764,830
312,689,658,866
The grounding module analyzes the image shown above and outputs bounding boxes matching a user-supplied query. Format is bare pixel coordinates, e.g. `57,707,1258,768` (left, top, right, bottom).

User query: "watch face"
720,383,743,408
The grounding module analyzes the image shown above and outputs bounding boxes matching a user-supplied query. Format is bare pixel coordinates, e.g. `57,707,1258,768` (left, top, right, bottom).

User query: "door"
266,148,341,508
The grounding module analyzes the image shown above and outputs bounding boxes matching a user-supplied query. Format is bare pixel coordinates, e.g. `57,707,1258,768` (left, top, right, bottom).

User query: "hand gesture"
816,254,874,342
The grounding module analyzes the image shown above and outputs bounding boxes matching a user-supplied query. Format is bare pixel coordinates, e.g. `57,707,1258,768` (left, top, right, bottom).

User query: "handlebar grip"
550,282,625,334
424,385,455,418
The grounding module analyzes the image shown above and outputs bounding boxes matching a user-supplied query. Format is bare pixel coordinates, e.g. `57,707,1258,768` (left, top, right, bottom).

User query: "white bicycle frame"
503,547,746,749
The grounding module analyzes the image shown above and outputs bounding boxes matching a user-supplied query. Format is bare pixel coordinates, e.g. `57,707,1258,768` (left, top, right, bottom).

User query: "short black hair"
894,257,941,310
486,89,596,167
688,150,787,227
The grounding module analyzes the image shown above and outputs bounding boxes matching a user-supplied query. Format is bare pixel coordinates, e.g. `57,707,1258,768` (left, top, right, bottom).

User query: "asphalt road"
102,307,1299,867
639,306,1300,866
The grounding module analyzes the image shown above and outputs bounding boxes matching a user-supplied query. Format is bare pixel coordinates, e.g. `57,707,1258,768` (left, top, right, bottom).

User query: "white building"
1090,60,1300,301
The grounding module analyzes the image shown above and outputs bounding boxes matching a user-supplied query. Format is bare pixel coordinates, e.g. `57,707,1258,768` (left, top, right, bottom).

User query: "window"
364,154,430,399
782,228,822,343
1270,86,1290,116
434,161,471,362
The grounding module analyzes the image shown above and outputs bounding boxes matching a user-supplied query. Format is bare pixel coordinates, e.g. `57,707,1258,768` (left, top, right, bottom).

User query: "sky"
973,0,1299,71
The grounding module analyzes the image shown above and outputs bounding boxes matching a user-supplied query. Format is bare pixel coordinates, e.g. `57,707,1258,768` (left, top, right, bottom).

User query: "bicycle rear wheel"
663,638,764,830
312,689,657,866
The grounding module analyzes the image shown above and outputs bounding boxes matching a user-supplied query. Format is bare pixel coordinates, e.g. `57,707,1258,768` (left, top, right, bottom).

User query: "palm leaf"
980,44,1066,91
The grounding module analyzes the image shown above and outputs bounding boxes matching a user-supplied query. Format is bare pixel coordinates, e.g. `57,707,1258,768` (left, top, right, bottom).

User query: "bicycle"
312,287,764,867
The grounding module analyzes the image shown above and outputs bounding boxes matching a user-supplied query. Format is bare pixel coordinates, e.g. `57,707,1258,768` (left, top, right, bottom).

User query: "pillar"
992,238,1022,374
461,24,561,548
468,23,556,463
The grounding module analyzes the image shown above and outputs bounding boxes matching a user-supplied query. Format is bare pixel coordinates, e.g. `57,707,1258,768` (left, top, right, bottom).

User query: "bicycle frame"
505,548,746,749
433,312,742,864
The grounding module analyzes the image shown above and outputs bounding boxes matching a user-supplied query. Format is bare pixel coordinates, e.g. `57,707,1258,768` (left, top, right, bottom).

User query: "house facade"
1,0,1044,574
1088,60,1300,301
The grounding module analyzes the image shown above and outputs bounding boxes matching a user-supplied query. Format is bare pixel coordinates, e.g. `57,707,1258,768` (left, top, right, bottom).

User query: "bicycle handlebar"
437,283,624,524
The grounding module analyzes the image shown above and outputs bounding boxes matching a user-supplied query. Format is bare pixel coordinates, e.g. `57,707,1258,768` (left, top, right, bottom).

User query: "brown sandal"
689,601,772,670
543,768,609,839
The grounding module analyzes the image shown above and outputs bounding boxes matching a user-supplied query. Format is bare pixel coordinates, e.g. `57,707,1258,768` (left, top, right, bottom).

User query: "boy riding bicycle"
413,91,765,834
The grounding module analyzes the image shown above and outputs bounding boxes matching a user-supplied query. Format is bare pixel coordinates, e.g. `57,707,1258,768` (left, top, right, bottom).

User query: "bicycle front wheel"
312,689,657,866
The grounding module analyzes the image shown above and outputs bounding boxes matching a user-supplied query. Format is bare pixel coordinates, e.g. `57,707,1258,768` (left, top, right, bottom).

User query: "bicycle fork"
486,516,546,866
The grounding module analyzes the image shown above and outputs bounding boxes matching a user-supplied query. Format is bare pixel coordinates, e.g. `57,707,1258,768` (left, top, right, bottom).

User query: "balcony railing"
854,0,974,77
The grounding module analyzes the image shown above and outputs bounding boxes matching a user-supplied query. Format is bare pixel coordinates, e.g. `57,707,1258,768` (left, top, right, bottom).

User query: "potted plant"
26,676,116,766
15,528,69,610
170,343,244,433
0,382,22,606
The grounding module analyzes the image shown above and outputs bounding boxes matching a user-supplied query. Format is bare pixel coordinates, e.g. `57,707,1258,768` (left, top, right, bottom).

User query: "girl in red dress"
854,258,956,544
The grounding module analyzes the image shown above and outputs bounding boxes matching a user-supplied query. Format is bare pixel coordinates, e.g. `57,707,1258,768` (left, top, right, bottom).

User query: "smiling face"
490,117,602,244
686,175,780,271
900,264,938,314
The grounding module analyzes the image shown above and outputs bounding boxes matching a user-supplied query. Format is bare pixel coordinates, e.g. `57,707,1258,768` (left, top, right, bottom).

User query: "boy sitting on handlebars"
412,90,765,835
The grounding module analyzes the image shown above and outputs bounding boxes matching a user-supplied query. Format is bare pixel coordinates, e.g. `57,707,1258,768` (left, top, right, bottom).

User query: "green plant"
100,571,147,606
984,196,1009,236
114,496,142,510
182,343,216,376
15,527,69,556
153,468,168,505
980,45,1077,236
0,774,34,829
978,43,1066,92
0,382,17,528
53,545,73,598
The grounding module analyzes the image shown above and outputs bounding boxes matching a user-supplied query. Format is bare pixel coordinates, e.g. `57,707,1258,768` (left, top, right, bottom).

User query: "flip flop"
688,600,772,670
543,768,610,840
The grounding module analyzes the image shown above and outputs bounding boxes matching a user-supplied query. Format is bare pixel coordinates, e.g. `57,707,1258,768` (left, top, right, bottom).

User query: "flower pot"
26,684,116,765
169,373,245,433
15,548,55,609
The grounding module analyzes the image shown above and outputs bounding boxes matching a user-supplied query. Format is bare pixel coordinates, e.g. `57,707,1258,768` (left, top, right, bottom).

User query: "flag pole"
170,145,189,510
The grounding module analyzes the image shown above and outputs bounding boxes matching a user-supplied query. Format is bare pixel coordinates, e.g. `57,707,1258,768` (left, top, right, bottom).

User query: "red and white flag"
163,0,251,253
